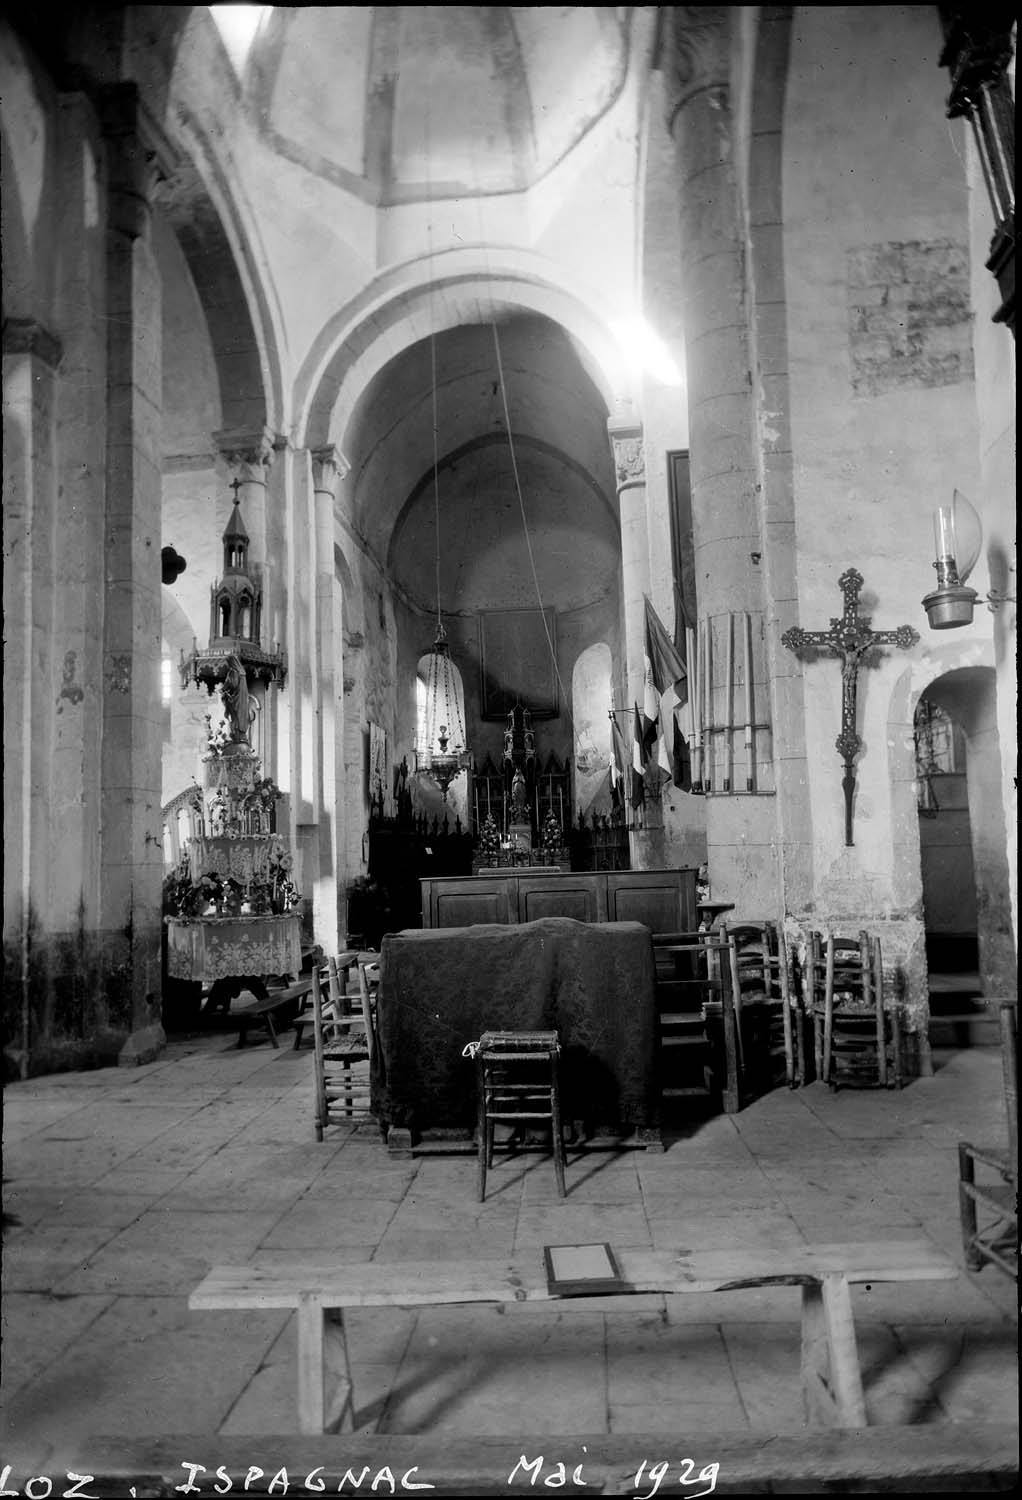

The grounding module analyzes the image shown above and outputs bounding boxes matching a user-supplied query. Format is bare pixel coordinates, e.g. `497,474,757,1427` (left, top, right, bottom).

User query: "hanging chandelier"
416,622,473,800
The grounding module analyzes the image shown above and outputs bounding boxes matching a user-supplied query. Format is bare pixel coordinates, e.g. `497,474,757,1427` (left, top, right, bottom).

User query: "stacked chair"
958,999,1018,1281
721,921,801,1094
806,930,902,1089
651,930,742,1114
309,952,379,1140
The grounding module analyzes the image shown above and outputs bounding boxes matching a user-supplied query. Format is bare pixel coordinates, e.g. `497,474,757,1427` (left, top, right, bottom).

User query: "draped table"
373,917,661,1152
165,913,303,983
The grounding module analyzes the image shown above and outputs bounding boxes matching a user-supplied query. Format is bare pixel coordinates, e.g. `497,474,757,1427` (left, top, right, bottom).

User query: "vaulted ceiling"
224,6,633,204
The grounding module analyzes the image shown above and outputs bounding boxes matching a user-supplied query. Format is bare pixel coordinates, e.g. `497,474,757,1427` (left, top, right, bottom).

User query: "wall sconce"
922,490,982,629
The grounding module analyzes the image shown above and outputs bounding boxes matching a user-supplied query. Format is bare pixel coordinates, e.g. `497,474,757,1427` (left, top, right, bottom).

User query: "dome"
224,5,632,204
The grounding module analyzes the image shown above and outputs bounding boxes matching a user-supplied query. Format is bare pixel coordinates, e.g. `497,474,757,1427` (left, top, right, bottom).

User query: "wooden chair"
958,999,1018,1280
807,931,902,1089
311,955,373,1139
651,931,741,1113
475,1031,566,1202
722,920,799,1092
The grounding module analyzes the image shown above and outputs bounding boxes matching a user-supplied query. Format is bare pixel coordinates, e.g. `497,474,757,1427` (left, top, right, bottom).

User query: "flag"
631,704,647,807
609,712,630,810
644,596,692,790
672,707,693,791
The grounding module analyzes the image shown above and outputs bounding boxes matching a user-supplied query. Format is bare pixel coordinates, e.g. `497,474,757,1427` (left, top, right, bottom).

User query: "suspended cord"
489,320,577,750
431,328,441,635
424,46,442,639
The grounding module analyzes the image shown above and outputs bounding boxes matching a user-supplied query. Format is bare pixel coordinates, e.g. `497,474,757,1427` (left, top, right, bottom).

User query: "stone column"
311,446,350,955
2,320,63,1077
98,84,175,1064
661,7,780,912
608,407,664,869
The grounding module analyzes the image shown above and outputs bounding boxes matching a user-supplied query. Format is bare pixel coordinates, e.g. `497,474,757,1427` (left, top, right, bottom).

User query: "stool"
475,1030,566,1202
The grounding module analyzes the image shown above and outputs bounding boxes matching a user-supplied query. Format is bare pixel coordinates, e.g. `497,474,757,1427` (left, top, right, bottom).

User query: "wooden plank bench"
234,979,312,1049
21,1423,1019,1496
188,1240,958,1437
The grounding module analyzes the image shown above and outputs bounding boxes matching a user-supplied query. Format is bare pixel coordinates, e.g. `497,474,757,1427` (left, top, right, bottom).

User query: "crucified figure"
783,569,918,845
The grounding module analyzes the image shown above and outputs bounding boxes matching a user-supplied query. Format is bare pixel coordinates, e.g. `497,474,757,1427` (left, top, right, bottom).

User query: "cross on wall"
782,569,919,847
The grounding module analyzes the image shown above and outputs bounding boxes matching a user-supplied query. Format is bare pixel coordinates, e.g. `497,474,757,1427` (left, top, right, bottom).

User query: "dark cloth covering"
373,918,658,1137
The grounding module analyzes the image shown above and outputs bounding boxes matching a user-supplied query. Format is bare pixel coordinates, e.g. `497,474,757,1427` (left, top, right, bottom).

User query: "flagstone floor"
1,1023,1016,1486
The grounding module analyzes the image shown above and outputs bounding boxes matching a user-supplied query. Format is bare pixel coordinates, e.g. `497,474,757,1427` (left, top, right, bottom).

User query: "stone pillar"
311,445,350,955
661,7,780,913
608,407,664,870
2,320,63,1077
98,85,174,1064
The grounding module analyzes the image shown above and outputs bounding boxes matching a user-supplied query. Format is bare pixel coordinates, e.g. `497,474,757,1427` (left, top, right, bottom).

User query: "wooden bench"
189,1240,958,1437
26,1423,1019,1496
235,979,312,1049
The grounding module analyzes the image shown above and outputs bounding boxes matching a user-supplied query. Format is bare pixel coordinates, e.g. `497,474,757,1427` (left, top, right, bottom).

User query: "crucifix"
782,569,918,846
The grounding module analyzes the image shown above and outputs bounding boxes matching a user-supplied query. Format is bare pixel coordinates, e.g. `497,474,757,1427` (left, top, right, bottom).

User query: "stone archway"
917,666,1016,1008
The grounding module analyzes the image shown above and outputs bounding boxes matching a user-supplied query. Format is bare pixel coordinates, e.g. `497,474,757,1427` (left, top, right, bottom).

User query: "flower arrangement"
541,809,563,852
478,814,501,856
203,713,232,758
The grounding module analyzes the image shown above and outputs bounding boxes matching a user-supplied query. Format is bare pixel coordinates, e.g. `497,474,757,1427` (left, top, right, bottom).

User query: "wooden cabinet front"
518,875,606,925
421,869,696,933
606,870,697,933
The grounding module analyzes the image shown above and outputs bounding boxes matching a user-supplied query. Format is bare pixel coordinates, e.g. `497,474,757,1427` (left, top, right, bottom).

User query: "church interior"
2,4,1017,1491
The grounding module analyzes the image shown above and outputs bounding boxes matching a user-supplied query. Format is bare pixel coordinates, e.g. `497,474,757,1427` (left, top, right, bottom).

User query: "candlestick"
692,623,703,789
724,611,734,792
703,618,713,792
743,611,754,728
743,611,754,792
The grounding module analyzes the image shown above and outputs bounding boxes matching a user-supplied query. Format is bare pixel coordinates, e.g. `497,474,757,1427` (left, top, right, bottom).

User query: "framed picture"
543,1242,623,1297
479,607,558,720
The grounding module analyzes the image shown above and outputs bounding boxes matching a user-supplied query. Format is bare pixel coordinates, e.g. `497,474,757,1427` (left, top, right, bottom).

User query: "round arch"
887,636,1014,1020
294,248,633,452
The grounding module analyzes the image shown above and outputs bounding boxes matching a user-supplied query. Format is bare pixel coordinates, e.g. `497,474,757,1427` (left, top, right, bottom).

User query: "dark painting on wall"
479,607,558,720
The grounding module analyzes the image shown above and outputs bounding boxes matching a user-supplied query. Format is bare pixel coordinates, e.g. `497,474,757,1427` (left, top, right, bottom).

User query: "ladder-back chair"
722,921,799,1091
807,931,902,1089
958,999,1018,1280
474,1030,566,1202
651,930,741,1113
311,954,373,1139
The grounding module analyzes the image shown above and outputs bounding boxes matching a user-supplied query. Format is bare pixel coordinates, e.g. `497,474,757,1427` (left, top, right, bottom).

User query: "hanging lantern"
416,624,473,799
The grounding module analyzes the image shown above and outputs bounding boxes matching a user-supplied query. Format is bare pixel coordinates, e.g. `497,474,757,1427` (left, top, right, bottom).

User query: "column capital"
215,426,276,474
607,409,646,489
660,6,730,131
311,445,352,495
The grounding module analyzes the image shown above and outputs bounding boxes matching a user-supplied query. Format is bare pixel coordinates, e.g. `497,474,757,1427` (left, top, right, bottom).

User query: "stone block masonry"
847,239,974,398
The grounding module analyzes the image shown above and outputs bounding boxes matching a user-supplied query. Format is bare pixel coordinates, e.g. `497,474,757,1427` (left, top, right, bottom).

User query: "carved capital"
661,6,730,131
215,426,276,481
311,444,351,497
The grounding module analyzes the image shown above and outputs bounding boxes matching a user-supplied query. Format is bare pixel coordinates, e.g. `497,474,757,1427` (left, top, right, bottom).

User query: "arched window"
218,597,231,637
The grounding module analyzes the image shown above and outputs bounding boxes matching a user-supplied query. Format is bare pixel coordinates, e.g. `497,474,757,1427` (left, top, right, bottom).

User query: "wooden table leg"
297,1295,326,1434
800,1275,868,1428
323,1308,355,1433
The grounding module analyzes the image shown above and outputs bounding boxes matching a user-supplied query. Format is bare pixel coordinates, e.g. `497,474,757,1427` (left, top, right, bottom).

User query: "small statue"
221,654,256,745
511,767,527,819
